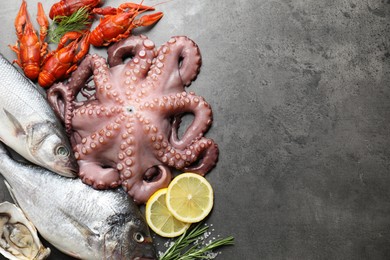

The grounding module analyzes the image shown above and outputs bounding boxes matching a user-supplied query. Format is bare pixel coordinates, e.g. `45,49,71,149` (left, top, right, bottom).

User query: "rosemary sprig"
159,223,234,260
48,7,92,43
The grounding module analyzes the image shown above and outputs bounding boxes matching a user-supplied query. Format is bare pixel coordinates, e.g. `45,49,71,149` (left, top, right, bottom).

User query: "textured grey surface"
0,0,390,259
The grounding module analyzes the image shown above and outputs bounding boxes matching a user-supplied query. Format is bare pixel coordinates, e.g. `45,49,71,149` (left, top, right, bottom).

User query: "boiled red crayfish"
8,0,49,81
38,31,90,88
89,2,163,47
49,0,103,20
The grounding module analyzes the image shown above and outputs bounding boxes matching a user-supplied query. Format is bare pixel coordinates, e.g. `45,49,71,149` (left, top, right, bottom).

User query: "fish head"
104,214,157,260
27,122,78,177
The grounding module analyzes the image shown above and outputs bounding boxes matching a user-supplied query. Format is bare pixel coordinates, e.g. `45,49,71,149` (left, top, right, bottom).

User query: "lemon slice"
166,173,214,223
145,188,190,238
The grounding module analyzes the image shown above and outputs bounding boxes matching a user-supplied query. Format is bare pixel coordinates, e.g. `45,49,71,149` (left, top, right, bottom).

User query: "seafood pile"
0,0,223,258
0,143,156,259
9,0,163,88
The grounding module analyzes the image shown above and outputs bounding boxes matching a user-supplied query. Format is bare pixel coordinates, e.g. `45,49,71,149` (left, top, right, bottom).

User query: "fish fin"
58,208,99,245
3,109,26,137
3,180,20,208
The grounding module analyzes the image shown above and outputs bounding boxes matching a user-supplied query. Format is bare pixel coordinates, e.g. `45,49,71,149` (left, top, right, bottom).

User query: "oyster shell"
0,202,50,260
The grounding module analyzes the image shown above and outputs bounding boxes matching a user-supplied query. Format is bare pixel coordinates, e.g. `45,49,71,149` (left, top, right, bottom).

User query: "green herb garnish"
159,223,234,260
48,7,92,43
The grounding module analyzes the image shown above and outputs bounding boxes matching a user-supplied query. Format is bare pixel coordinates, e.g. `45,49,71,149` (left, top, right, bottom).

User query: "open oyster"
0,202,50,260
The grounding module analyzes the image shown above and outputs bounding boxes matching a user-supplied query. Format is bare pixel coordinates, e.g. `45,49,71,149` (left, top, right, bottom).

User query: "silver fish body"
0,143,156,260
0,54,78,177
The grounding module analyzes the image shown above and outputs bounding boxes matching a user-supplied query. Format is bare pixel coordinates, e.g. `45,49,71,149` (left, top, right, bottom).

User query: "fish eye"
133,232,144,243
55,145,70,156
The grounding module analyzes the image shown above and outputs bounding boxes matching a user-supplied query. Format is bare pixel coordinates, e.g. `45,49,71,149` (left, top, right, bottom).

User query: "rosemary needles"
49,7,92,43
159,223,234,260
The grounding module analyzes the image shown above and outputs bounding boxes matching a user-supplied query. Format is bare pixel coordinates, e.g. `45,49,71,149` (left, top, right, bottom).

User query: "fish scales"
0,143,156,260
0,54,78,177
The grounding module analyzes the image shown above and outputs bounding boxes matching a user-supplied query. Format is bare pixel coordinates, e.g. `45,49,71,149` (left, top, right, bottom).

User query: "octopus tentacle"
47,54,111,134
88,55,113,102
148,36,201,93
182,138,219,175
122,165,172,204
143,118,218,175
46,56,92,134
78,160,121,189
143,92,213,150
46,82,74,134
158,136,219,176
107,35,156,80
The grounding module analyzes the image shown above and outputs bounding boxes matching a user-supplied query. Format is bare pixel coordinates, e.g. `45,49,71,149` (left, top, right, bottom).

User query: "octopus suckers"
162,46,169,54
139,50,146,58
168,38,176,44
125,159,133,166
168,159,174,166
123,170,132,178
117,163,124,170
143,39,155,49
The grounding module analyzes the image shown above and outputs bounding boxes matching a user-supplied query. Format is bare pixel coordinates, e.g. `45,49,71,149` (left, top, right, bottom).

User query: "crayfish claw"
136,12,164,27
14,0,28,38
36,2,49,43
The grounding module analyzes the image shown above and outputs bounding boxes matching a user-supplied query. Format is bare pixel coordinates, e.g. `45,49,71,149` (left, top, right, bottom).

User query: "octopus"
47,35,219,203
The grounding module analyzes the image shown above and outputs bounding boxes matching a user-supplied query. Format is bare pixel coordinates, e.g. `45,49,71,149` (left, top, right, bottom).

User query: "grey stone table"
0,0,389,259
